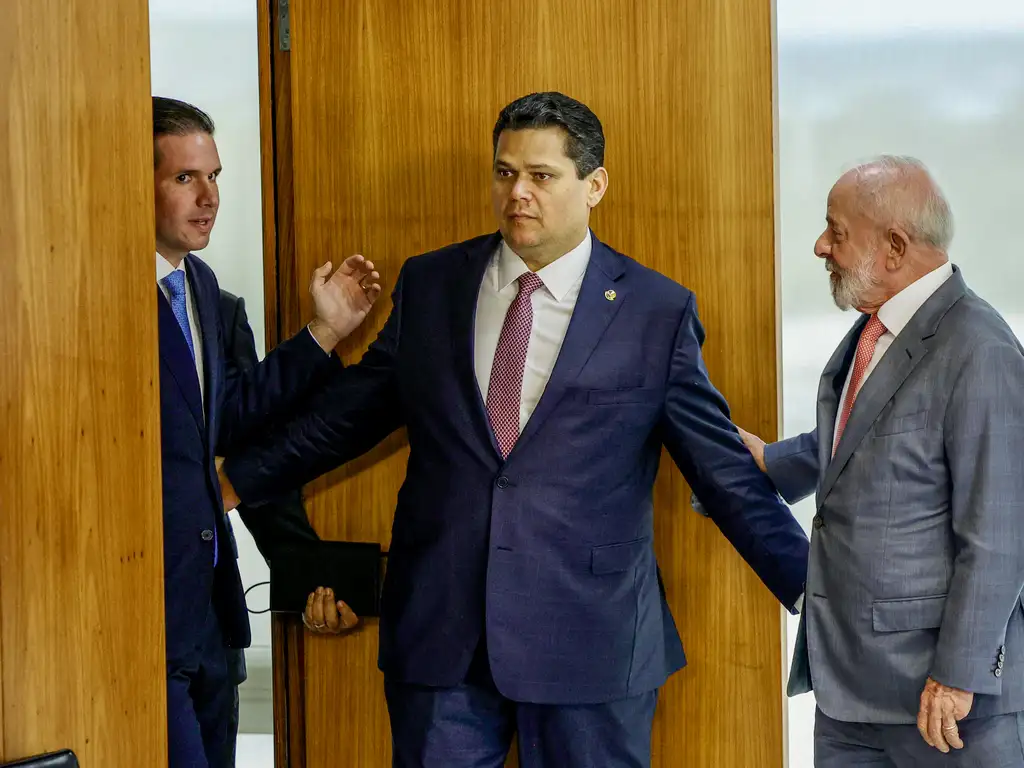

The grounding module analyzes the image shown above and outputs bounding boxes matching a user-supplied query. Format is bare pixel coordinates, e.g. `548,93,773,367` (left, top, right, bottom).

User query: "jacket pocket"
872,594,947,632
591,537,649,575
874,410,929,436
586,387,660,406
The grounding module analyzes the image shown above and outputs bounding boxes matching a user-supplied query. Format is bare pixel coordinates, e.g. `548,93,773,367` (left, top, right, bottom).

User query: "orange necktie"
833,314,887,455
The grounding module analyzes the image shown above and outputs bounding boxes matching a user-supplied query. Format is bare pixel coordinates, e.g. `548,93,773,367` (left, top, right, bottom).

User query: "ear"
886,226,910,269
587,167,609,208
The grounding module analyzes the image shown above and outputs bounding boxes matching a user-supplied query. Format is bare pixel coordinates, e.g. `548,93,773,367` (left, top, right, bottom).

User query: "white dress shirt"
157,253,206,406
474,232,592,432
833,261,954,452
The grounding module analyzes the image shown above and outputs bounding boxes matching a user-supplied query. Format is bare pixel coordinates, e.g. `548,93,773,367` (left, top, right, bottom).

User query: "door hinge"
278,0,290,51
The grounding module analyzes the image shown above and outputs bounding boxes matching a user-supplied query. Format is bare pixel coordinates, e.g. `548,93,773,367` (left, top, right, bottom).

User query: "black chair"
1,751,78,768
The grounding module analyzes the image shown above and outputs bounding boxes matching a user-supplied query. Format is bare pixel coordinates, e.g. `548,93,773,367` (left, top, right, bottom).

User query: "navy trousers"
167,605,234,768
385,641,658,768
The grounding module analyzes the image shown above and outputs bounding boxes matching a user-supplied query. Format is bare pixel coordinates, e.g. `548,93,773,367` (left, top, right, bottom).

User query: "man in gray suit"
740,156,1024,766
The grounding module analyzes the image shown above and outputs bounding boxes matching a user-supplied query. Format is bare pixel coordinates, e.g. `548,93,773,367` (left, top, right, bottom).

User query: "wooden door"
0,0,167,764
259,1,785,765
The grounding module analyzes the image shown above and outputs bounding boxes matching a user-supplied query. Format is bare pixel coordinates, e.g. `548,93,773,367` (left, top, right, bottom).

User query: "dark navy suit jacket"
157,254,333,667
217,290,321,562
217,289,323,688
225,233,809,704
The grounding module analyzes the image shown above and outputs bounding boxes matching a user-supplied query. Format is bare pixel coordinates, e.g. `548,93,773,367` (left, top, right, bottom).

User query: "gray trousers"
815,707,1024,767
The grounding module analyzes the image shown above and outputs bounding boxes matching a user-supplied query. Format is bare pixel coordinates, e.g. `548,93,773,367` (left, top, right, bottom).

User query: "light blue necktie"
162,269,196,362
162,268,218,566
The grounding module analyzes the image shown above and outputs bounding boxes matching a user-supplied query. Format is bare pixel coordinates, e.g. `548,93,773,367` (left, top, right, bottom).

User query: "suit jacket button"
495,476,509,489
995,668,1003,678
201,529,214,541
812,515,824,530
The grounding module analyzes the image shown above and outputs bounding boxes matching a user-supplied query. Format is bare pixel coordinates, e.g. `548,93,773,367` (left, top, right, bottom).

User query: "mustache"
825,258,849,277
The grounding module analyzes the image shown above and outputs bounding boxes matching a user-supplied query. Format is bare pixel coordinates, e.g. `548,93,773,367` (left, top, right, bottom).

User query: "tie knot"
517,271,544,297
162,269,187,299
863,314,886,341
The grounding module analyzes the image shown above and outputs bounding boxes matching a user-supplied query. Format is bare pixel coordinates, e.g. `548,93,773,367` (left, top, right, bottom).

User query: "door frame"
257,1,309,766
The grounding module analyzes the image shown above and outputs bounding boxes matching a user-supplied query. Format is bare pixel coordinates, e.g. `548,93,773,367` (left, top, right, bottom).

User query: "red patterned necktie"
486,271,545,458
833,314,887,455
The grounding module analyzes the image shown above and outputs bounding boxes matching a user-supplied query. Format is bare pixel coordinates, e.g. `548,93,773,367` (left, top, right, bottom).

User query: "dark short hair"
492,92,605,179
152,97,215,167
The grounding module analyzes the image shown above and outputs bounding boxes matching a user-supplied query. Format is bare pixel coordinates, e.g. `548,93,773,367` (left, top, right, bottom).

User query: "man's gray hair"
849,155,954,251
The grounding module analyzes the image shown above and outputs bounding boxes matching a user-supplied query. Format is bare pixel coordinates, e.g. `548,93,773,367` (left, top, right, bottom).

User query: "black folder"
269,540,383,618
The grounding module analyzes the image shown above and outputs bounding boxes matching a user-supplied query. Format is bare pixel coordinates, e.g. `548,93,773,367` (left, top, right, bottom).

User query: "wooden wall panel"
271,0,782,764
257,2,313,766
0,0,166,764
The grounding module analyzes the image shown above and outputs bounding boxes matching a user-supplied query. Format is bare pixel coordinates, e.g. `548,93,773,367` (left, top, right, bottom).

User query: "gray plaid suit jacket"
766,266,1024,723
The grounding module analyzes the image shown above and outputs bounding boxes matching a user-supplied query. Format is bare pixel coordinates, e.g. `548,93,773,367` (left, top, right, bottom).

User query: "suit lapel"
157,288,205,430
513,239,626,455
816,268,968,510
450,234,503,456
817,331,929,507
186,255,219,450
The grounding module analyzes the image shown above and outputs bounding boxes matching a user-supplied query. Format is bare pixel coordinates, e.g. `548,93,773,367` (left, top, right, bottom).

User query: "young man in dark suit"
152,97,378,768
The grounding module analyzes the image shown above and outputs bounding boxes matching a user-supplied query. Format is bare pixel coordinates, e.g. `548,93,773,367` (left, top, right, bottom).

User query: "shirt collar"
156,252,188,283
876,261,954,337
496,231,593,302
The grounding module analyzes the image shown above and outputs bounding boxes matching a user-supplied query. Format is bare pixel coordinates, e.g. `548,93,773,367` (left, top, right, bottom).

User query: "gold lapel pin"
605,289,617,301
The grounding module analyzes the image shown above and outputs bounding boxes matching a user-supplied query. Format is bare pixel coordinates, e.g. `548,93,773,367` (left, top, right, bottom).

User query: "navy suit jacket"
224,233,809,704
217,290,321,563
157,254,333,666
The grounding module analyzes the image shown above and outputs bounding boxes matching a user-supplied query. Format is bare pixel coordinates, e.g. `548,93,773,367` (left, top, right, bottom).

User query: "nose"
814,232,830,259
510,175,532,202
197,178,219,209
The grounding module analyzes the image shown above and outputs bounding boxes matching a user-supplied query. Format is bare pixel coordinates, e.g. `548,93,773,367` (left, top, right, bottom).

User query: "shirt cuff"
306,323,336,354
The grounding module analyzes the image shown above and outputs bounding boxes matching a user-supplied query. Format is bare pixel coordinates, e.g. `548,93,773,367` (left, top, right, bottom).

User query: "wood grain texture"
0,0,166,764
257,2,310,766
273,0,782,764
258,0,281,357
271,615,291,768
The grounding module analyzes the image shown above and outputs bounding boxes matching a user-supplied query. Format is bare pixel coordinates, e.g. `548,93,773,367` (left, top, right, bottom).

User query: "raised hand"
307,255,382,350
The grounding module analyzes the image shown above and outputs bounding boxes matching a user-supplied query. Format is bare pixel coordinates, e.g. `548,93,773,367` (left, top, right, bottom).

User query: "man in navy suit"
219,92,809,767
152,97,380,768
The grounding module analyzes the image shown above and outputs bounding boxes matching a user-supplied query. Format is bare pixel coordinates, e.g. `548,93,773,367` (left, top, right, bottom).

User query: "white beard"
828,250,880,311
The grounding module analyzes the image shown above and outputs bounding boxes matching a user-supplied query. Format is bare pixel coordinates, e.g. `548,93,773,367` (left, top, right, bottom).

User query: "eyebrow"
174,167,222,176
494,160,561,173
